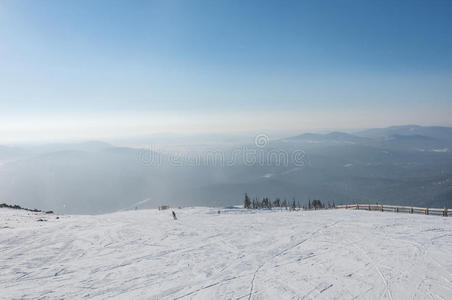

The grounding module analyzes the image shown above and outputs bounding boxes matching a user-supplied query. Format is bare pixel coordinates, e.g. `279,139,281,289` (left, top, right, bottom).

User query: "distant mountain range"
286,131,370,143
283,125,452,152
357,125,452,141
0,125,451,213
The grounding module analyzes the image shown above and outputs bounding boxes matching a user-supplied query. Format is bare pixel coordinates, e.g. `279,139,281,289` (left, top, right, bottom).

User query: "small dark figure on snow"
172,211,177,220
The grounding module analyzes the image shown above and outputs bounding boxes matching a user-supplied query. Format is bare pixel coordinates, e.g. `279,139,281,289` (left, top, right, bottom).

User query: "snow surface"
1,207,452,299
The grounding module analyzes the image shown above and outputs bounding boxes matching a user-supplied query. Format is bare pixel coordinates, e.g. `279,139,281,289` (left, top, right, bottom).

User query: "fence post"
425,208,429,215
368,205,371,211
396,207,399,213
357,204,359,210
444,208,448,217
410,207,413,214
381,205,384,212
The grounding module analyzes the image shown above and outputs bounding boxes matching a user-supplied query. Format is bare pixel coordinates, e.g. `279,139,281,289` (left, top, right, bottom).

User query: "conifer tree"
282,199,287,209
244,193,251,209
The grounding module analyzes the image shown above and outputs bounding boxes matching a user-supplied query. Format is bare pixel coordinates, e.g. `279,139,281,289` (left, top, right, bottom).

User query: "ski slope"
1,207,452,299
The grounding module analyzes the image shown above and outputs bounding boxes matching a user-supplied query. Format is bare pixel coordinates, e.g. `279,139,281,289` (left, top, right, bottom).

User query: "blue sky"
1,0,452,141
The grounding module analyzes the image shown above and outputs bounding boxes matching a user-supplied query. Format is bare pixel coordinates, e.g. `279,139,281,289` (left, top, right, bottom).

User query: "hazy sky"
1,0,452,142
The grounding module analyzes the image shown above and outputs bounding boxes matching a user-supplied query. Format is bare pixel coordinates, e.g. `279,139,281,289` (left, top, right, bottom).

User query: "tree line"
243,193,335,210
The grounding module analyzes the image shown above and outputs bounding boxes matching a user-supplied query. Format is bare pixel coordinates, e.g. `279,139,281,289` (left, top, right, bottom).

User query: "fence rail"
336,204,448,217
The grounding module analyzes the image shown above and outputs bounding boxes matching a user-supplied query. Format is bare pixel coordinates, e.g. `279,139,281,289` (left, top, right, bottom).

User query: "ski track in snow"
1,207,452,299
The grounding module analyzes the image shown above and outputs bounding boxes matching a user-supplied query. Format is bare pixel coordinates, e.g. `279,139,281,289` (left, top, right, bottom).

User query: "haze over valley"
1,125,451,214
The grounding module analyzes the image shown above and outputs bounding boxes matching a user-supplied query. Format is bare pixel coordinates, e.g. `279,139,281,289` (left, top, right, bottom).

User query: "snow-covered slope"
1,207,451,299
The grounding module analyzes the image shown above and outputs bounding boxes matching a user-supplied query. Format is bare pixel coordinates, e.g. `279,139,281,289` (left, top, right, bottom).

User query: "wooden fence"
336,204,448,217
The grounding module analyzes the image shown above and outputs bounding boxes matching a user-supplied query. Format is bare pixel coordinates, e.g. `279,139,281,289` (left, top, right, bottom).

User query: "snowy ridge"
1,207,452,299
